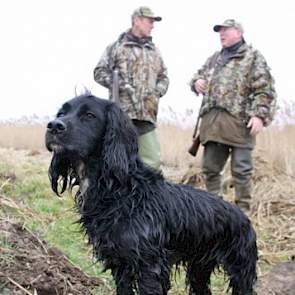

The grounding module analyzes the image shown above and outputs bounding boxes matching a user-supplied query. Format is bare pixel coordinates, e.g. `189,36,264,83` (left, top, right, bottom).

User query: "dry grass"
159,123,295,176
0,124,46,151
2,122,294,174
256,125,295,176
0,122,294,271
1,121,294,180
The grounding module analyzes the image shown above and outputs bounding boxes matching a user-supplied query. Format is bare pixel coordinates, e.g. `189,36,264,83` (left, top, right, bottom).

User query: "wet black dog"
45,94,258,295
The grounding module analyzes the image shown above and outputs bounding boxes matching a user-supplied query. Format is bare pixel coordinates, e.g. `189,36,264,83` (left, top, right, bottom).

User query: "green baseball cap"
132,6,162,21
213,19,243,33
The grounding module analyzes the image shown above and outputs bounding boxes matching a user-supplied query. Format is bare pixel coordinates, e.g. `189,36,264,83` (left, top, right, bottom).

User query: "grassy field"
0,123,294,294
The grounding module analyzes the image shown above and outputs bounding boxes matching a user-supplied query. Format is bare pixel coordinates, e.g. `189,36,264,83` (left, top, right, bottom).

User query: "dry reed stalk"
0,124,46,151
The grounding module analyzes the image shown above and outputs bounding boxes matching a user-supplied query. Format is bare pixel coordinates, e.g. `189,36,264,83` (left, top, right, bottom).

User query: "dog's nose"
47,119,67,134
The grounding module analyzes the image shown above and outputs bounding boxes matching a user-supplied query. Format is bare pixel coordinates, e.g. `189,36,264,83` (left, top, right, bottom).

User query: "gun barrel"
112,68,120,104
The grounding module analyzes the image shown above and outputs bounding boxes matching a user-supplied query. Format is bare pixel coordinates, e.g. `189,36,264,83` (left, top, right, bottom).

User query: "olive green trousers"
202,141,253,210
138,129,161,170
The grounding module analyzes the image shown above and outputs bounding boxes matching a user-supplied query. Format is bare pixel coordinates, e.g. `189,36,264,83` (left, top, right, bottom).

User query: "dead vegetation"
0,123,294,294
0,124,46,151
0,219,105,295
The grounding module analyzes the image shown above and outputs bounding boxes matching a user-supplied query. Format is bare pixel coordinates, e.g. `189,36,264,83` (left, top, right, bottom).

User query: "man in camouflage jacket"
94,6,169,170
190,19,276,212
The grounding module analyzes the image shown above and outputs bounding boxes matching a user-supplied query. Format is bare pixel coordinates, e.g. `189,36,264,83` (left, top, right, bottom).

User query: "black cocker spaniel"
46,93,258,295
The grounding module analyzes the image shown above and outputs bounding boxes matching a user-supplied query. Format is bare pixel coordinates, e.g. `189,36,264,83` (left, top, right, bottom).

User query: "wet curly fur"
45,94,258,295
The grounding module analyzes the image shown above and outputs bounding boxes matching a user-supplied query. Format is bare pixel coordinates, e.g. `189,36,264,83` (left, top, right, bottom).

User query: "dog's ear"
101,103,138,183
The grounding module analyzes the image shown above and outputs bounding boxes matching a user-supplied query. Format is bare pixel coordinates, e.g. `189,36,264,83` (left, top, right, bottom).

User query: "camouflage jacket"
190,43,276,126
94,30,169,124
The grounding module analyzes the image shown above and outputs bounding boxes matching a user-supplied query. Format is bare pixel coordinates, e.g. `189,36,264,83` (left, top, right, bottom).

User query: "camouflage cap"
132,6,162,21
213,19,243,33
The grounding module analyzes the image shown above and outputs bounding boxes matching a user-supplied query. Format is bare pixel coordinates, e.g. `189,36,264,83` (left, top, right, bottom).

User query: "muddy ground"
0,221,104,295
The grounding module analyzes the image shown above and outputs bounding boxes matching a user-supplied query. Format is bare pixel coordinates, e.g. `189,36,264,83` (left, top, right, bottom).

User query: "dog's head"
46,95,109,158
46,94,139,195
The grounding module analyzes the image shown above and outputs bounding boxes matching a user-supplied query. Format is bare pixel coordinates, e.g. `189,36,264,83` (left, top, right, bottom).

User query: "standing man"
189,19,276,212
94,6,169,170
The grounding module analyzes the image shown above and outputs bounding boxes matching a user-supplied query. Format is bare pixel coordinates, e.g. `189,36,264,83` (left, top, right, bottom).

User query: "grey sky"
1,0,294,120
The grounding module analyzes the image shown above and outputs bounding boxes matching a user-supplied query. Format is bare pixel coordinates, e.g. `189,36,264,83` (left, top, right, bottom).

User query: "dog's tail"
223,215,258,295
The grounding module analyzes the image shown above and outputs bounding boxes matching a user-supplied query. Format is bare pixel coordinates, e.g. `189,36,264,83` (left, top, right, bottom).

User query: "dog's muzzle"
46,119,68,152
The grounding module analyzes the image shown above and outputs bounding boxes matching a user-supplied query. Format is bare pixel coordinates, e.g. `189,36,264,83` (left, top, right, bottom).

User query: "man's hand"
194,79,207,95
247,116,264,136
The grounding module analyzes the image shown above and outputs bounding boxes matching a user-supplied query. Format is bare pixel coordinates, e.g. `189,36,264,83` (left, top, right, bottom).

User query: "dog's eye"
57,112,65,118
85,112,96,119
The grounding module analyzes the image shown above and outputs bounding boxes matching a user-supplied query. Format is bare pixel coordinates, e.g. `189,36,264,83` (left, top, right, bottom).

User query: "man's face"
219,27,242,48
133,16,155,38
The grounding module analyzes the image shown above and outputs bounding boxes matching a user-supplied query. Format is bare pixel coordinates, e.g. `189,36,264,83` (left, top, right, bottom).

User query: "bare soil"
256,258,295,295
0,220,104,295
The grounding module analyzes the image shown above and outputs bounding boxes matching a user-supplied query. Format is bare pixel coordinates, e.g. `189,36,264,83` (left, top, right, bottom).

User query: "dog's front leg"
137,263,170,295
116,284,135,295
111,266,135,295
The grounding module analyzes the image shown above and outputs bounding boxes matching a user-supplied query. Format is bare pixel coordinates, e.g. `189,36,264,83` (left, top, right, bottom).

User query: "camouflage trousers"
202,141,253,211
138,129,161,171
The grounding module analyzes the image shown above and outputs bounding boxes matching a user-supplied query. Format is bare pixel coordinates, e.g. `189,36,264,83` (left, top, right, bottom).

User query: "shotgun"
112,68,120,104
188,114,201,157
188,96,205,157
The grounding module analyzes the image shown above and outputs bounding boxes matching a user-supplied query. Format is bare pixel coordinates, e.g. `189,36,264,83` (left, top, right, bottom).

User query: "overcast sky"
1,0,294,120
